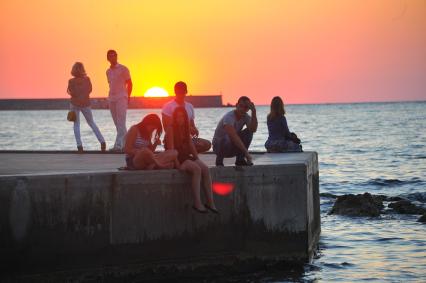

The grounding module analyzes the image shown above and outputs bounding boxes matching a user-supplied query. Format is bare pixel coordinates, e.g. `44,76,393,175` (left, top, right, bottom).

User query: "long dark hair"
136,114,163,142
172,107,190,149
267,96,286,121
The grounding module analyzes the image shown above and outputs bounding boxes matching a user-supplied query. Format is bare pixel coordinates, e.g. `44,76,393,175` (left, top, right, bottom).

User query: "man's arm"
189,119,199,137
162,113,174,149
224,124,251,160
247,102,258,133
126,79,133,100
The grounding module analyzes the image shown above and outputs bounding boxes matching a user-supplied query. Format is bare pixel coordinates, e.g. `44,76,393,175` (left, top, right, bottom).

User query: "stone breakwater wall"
0,153,319,277
0,95,223,110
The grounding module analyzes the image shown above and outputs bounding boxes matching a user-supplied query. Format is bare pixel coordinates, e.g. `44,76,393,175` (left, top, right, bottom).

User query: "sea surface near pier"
1,102,425,282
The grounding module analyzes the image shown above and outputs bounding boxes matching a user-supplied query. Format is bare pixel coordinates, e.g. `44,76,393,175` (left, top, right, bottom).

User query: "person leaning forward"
212,96,257,166
162,81,211,153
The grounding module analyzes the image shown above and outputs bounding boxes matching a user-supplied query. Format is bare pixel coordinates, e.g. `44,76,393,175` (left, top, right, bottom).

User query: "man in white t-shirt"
162,81,211,153
106,50,132,151
212,96,257,166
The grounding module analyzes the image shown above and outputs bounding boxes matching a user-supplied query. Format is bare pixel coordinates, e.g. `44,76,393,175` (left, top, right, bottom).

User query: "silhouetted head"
107,49,118,66
235,96,251,116
174,81,187,101
172,107,190,148
71,62,87,78
136,114,163,142
268,96,285,121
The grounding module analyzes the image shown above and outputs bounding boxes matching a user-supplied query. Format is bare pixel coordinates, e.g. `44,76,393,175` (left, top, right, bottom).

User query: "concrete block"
0,152,320,277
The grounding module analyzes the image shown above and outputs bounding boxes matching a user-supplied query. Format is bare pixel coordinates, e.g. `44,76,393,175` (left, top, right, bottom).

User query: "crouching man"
212,96,257,166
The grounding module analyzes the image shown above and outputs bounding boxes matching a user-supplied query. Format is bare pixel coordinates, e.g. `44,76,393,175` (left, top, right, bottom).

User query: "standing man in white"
106,49,133,152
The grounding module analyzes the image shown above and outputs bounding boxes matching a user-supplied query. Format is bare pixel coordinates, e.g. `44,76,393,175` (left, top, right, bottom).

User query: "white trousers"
109,97,128,149
70,104,105,147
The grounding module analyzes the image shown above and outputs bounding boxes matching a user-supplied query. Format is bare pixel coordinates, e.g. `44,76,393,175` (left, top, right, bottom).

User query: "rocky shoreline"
321,192,426,223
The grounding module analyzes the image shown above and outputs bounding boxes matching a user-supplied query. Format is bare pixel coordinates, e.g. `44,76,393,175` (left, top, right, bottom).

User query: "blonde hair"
267,96,286,121
71,62,87,77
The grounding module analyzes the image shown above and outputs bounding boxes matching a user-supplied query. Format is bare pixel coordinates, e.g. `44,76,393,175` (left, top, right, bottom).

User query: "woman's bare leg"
194,159,216,209
132,148,155,169
154,149,178,169
180,160,204,210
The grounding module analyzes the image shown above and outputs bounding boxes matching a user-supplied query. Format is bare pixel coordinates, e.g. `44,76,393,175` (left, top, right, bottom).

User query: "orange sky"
0,0,425,104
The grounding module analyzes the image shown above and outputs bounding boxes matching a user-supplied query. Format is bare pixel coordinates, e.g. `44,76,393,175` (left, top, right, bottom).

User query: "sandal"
205,204,219,214
192,205,208,214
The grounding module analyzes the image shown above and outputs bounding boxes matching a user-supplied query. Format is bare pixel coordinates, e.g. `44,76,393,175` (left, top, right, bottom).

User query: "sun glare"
144,87,169,97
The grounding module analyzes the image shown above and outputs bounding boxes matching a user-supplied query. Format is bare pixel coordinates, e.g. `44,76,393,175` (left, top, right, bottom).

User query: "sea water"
0,102,425,282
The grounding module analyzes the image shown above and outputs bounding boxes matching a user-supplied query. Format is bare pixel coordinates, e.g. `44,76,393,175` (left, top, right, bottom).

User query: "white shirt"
213,110,251,143
106,64,131,101
161,100,195,121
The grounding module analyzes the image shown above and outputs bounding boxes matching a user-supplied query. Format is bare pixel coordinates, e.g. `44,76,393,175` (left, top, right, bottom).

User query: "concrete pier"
0,152,320,279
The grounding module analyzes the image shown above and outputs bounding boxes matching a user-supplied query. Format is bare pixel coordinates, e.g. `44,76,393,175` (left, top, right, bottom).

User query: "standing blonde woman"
67,62,106,153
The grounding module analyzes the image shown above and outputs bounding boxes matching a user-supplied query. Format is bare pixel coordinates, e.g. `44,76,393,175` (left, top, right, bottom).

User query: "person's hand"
190,126,199,138
248,102,256,112
290,133,301,144
245,152,253,164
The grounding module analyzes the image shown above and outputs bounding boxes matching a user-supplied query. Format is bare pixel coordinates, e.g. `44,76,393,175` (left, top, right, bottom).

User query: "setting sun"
144,87,169,97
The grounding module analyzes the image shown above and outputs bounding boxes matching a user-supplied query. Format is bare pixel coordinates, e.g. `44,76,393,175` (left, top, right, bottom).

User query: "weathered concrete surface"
0,152,320,278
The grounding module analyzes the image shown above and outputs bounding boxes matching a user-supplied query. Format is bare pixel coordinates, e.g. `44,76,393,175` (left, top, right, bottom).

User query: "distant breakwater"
0,95,223,110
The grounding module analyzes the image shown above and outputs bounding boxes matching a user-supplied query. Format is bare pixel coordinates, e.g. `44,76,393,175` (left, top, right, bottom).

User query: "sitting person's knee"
197,161,209,172
168,149,178,158
192,163,202,175
194,138,211,153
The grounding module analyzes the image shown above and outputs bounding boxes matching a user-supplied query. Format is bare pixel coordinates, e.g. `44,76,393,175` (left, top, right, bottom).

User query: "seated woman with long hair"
265,96,302,153
124,114,178,170
172,107,218,214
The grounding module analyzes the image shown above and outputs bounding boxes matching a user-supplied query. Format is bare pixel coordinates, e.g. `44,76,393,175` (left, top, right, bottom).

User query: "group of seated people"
124,81,302,213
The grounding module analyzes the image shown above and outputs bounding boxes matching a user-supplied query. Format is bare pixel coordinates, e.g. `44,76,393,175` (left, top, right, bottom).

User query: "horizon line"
0,97,424,107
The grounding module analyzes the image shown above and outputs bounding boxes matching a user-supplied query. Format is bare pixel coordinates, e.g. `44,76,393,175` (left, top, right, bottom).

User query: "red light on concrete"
212,182,234,196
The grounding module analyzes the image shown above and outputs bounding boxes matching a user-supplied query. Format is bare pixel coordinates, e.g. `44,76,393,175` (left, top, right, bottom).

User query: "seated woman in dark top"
124,114,178,170
265,96,302,153
172,107,218,214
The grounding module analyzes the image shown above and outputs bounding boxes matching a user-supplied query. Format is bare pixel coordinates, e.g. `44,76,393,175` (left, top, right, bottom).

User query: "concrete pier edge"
0,152,320,280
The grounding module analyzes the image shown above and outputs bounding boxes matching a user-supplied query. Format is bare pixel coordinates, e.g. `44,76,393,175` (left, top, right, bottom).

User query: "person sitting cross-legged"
264,96,302,153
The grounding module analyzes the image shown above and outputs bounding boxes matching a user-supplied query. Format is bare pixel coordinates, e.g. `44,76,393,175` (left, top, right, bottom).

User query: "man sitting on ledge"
212,96,257,166
162,81,211,153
